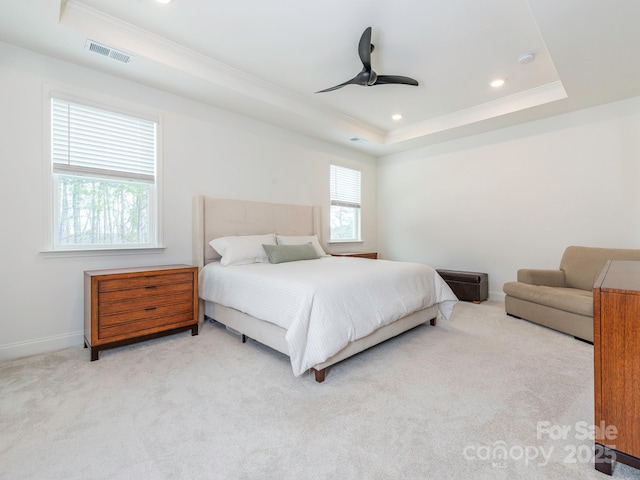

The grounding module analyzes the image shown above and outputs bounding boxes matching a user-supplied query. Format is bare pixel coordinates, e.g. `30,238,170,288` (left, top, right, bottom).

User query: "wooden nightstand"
331,252,378,259
84,264,199,361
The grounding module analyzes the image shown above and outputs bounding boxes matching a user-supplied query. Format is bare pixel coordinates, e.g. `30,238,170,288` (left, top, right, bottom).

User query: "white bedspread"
199,257,458,376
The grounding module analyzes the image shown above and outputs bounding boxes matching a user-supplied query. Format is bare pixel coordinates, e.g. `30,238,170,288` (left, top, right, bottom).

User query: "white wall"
377,97,640,299
4,39,640,359
0,42,376,359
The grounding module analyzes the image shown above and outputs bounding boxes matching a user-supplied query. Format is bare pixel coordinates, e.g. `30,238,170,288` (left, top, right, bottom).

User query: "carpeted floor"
1,300,639,479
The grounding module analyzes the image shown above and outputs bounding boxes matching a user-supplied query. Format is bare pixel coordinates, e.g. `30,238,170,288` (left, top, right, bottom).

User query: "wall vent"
85,40,133,64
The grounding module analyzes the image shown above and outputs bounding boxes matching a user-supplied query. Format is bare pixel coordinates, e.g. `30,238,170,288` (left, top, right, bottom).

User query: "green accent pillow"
262,243,319,264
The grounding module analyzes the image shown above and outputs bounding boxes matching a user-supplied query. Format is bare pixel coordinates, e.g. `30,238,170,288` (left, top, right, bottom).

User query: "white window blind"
52,98,156,182
330,164,361,208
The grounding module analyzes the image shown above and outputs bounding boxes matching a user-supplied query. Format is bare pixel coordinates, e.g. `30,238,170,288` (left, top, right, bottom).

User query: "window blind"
51,98,156,182
330,164,361,208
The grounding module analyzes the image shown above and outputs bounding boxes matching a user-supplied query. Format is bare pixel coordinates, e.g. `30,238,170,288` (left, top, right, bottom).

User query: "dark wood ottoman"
436,269,488,304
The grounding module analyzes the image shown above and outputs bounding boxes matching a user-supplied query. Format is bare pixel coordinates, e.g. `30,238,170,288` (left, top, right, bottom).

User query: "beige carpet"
1,301,639,480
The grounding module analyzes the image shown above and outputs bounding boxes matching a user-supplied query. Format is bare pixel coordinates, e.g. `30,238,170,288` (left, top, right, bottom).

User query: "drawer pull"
145,307,157,311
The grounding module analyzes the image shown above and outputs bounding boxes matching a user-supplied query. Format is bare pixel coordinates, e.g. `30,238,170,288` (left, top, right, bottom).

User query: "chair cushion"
503,281,593,316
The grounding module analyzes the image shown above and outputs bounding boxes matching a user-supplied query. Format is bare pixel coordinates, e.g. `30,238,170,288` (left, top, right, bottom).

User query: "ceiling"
1,0,639,156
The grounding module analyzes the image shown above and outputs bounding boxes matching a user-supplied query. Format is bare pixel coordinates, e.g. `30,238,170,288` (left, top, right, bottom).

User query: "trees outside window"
55,176,150,246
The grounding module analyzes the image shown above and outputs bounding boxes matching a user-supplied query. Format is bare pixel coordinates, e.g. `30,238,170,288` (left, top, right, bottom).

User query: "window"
49,96,160,250
330,164,361,242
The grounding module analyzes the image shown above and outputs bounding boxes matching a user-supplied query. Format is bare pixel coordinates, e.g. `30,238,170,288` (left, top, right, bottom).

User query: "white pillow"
210,234,276,266
276,235,328,257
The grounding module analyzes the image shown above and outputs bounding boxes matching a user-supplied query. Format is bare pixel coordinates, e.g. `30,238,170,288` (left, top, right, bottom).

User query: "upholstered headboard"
193,195,322,268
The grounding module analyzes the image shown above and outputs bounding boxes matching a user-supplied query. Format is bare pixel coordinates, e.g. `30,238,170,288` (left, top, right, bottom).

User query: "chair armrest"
517,269,566,287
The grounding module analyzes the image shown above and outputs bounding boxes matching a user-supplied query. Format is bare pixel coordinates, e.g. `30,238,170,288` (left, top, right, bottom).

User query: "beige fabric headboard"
193,195,322,268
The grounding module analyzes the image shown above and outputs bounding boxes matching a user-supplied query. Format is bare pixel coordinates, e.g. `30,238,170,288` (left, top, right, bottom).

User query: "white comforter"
199,256,458,376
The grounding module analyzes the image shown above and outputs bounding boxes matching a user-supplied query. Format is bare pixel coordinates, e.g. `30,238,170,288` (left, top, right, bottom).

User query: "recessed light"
156,0,174,4
391,114,403,121
490,78,506,88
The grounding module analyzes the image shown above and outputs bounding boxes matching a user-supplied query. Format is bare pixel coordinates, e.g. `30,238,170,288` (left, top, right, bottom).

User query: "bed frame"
193,195,438,382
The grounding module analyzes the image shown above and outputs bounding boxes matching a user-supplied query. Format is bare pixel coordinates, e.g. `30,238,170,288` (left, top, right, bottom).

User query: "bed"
193,195,458,382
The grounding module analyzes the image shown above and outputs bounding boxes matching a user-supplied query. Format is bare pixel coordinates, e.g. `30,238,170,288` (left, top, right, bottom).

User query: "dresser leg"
90,347,99,361
191,324,199,336
595,444,614,475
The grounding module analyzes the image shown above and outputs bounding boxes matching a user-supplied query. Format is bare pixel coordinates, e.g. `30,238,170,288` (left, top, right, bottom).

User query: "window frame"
329,164,362,243
42,88,164,255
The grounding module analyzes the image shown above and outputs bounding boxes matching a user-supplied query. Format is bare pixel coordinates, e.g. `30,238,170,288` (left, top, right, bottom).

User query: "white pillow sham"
276,234,328,257
210,233,277,266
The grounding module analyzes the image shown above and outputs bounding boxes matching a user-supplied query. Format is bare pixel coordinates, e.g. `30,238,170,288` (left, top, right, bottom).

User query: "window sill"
40,246,166,258
327,240,363,245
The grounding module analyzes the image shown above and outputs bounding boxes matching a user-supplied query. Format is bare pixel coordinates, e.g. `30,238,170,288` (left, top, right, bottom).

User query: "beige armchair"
503,246,640,342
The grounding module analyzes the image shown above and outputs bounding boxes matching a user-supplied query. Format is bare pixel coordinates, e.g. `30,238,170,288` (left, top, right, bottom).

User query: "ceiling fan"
315,26,419,93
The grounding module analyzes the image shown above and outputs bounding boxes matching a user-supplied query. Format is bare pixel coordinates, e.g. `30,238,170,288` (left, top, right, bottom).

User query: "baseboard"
489,291,505,302
0,331,83,361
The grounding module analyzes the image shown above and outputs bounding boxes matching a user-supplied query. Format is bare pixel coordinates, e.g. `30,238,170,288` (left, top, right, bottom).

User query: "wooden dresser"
594,260,640,474
84,264,199,361
331,252,378,259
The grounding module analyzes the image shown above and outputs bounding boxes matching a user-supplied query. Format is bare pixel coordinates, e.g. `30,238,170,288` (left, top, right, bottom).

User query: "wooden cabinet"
84,265,199,361
594,260,640,474
331,252,378,259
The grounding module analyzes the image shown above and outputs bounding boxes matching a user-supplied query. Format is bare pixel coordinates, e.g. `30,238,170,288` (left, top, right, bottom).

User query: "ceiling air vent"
85,40,133,64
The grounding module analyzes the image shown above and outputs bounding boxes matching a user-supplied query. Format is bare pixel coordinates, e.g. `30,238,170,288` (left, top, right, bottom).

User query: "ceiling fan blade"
358,27,372,71
315,76,360,93
374,75,419,86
